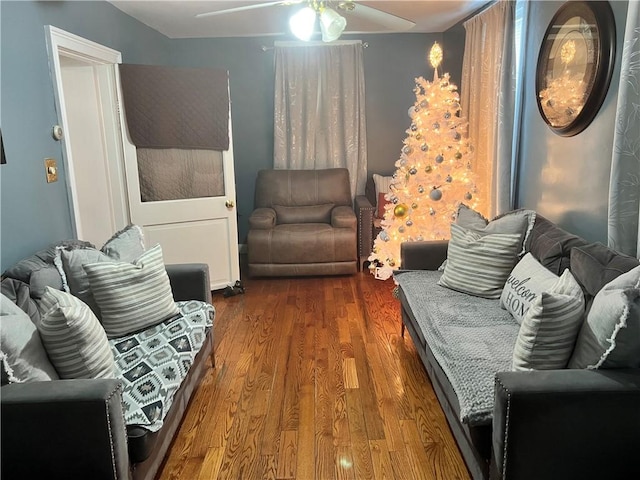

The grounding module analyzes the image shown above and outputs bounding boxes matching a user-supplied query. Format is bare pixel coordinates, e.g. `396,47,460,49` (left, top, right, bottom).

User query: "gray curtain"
274,41,368,197
608,2,640,258
461,0,516,217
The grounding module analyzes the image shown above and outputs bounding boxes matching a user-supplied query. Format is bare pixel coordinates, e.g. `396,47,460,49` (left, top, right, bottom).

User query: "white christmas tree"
369,43,483,280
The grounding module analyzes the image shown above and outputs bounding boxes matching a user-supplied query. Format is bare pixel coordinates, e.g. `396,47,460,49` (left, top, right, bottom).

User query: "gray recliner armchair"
247,168,358,277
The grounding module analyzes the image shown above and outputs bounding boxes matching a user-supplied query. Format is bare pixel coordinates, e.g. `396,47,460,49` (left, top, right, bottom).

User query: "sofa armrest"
166,263,210,303
331,205,357,229
248,208,276,229
491,369,640,480
400,240,449,270
1,379,129,480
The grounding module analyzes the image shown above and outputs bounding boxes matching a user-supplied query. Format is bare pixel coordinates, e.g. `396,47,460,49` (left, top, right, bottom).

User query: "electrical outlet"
45,158,58,183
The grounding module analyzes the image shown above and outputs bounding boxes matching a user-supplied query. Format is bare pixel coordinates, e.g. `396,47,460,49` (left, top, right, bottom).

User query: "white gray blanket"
395,270,520,426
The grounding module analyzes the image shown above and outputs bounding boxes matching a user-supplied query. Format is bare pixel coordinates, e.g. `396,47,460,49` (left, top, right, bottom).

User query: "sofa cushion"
84,245,179,339
439,223,523,299
570,242,640,299
569,265,640,369
528,215,587,275
512,269,585,370
0,293,59,383
273,203,334,224
111,300,214,432
2,240,94,299
500,253,559,325
38,287,115,379
456,204,536,256
396,269,519,426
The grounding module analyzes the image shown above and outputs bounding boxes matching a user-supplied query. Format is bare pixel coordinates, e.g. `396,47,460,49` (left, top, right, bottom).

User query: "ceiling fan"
195,1,416,42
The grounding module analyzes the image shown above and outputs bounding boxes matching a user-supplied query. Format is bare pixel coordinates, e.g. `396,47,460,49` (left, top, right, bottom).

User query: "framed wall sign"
535,1,616,137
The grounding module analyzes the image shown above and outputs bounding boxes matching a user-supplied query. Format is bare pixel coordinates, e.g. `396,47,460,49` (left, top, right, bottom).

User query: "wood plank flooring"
158,270,470,480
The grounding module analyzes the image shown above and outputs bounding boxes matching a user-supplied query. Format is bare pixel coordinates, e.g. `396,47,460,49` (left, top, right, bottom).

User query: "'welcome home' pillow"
500,253,559,324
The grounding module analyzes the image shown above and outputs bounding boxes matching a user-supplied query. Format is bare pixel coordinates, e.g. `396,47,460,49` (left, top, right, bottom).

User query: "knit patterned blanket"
110,300,214,432
395,270,519,426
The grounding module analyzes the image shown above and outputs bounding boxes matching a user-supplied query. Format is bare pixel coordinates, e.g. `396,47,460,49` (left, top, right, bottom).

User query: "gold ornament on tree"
393,204,409,218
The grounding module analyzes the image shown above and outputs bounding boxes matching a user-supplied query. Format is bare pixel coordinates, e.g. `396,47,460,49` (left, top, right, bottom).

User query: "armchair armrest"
400,240,448,270
332,205,357,229
166,263,210,302
355,195,375,264
491,369,640,480
248,208,276,229
1,379,129,480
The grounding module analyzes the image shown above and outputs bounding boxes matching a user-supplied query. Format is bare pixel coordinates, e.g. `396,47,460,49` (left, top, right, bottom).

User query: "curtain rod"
261,41,369,51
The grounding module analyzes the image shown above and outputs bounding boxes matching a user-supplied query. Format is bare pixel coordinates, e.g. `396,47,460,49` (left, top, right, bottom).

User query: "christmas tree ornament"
429,208,436,216
411,123,418,131
398,226,405,233
420,99,428,108
411,203,418,209
430,188,443,201
455,152,462,160
417,185,425,194
435,155,444,164
444,111,451,119
409,167,417,175
403,145,412,154
433,122,440,129
425,165,433,173
421,143,429,152
465,192,473,200
406,220,413,227
446,175,453,183
380,231,390,242
393,204,408,217
416,133,422,140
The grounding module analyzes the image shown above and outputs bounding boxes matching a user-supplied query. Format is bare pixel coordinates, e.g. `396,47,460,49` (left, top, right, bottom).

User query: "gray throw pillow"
456,204,536,256
100,224,145,262
439,223,523,299
512,269,585,371
569,265,640,369
38,287,115,379
83,244,179,338
0,293,59,383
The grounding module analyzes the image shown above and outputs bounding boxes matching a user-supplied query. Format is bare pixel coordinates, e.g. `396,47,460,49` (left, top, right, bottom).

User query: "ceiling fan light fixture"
289,6,317,41
320,7,347,42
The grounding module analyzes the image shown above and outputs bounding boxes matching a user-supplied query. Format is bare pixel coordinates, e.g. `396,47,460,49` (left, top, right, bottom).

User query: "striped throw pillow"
373,174,394,209
512,269,585,371
38,287,115,379
438,223,523,299
83,244,179,339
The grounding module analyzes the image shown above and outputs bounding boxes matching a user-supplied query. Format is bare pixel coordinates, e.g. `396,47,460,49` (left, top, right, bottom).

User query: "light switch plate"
45,158,58,183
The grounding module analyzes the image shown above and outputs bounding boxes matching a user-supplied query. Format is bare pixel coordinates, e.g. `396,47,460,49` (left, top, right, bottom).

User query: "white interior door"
46,26,129,245
116,69,240,291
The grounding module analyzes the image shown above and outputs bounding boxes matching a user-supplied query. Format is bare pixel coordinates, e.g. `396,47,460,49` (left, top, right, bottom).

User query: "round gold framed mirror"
535,1,616,137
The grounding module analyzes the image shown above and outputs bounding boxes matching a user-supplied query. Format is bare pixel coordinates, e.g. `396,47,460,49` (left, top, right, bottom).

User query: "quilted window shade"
119,64,230,150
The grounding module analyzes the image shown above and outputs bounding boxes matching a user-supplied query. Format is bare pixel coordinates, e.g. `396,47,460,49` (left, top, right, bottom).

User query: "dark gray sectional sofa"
1,258,214,480
397,214,640,480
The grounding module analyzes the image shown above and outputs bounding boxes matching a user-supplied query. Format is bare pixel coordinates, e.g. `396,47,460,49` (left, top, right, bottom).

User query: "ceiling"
108,1,489,39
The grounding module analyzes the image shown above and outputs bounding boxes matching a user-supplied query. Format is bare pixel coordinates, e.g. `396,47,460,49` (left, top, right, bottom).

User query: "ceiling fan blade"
349,3,416,31
196,1,299,19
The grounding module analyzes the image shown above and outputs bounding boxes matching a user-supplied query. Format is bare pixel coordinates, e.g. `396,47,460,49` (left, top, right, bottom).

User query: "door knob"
225,200,235,208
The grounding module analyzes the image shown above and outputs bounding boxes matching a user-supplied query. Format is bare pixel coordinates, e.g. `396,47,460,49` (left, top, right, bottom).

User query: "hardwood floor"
158,270,470,480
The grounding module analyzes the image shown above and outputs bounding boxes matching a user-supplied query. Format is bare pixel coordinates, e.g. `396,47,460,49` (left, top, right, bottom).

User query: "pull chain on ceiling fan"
195,1,415,43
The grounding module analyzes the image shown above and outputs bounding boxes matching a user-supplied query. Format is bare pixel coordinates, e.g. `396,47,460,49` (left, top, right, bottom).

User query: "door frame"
45,26,129,239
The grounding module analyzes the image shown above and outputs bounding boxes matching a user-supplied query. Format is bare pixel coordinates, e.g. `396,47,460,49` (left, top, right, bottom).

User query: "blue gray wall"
516,0,628,243
0,0,172,269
